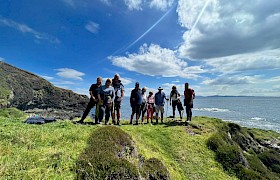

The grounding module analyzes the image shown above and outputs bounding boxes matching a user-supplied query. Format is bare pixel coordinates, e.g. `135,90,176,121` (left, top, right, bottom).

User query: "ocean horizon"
90,96,280,133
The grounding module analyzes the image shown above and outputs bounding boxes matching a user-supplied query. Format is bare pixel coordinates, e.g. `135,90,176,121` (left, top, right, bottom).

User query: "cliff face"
0,61,88,119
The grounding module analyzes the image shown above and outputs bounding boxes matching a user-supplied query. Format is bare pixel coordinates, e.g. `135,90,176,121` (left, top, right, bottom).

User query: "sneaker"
117,121,121,126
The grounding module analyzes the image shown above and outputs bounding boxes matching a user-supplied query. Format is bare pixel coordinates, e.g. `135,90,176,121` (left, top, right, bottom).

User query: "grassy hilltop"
0,108,280,179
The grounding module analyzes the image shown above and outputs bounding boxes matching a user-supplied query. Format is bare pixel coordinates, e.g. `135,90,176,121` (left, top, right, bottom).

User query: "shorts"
131,104,141,115
184,99,193,108
114,100,122,111
155,105,164,114
172,100,178,109
140,103,147,111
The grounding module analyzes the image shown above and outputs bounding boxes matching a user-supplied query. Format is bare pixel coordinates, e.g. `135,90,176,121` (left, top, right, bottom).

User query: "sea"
90,96,280,133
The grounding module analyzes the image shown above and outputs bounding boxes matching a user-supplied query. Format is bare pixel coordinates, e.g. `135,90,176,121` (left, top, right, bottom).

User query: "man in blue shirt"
130,82,142,125
155,87,169,124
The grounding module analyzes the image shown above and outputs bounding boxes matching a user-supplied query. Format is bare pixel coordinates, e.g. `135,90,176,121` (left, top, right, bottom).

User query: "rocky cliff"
0,61,88,119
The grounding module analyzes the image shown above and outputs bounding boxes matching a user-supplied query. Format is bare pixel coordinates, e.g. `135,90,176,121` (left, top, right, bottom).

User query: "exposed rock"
259,138,280,153
0,62,88,119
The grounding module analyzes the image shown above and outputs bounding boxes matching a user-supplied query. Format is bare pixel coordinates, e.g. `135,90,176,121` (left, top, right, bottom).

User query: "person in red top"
184,83,195,122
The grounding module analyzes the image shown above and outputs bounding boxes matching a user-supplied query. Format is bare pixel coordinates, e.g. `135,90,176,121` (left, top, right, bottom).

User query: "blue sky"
1,0,280,97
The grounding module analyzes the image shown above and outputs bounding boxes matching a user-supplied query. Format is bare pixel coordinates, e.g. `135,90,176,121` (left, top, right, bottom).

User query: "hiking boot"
129,120,133,124
112,120,116,125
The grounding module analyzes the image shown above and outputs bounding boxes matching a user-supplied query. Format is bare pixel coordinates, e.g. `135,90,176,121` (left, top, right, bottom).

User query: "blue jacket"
155,91,166,106
130,88,142,106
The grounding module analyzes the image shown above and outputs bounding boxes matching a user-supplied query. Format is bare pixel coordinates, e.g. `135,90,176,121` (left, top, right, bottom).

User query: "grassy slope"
0,108,259,179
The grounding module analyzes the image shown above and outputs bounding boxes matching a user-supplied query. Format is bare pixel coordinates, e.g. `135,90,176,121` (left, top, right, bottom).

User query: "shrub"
216,145,243,171
76,126,139,180
208,122,280,180
234,164,265,180
140,158,170,180
258,150,280,174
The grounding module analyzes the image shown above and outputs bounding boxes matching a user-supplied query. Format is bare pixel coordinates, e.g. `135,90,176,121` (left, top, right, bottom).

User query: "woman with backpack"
170,86,183,120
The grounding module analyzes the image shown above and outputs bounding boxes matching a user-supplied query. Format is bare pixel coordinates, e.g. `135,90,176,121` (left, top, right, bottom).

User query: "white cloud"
124,0,142,11
202,75,259,85
197,74,280,97
267,76,280,82
52,80,76,85
85,21,100,34
149,0,174,10
56,68,85,80
110,43,206,79
99,0,111,6
177,0,280,59
0,18,60,44
119,77,133,85
71,88,89,96
204,49,280,73
40,75,54,81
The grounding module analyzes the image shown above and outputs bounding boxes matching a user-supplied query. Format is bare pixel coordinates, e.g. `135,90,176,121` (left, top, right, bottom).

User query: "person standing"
184,83,195,122
140,87,147,124
98,78,115,125
146,91,155,123
130,82,142,125
111,73,125,125
169,85,183,120
155,87,169,124
76,77,102,124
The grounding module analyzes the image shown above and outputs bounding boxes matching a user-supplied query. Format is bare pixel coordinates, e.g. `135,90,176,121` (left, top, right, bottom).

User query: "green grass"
2,108,279,179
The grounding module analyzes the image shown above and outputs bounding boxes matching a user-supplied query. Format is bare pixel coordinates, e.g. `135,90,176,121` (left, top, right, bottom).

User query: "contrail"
189,0,211,36
124,4,176,51
110,3,176,56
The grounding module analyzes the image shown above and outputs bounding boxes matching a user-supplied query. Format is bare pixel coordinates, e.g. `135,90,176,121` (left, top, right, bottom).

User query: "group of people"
76,74,195,126
76,74,124,125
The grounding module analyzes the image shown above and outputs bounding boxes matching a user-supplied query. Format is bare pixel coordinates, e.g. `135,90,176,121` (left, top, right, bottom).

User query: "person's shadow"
163,118,189,127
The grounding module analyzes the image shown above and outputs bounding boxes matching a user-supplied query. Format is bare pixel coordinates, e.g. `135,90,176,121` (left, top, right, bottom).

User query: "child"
146,91,155,123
